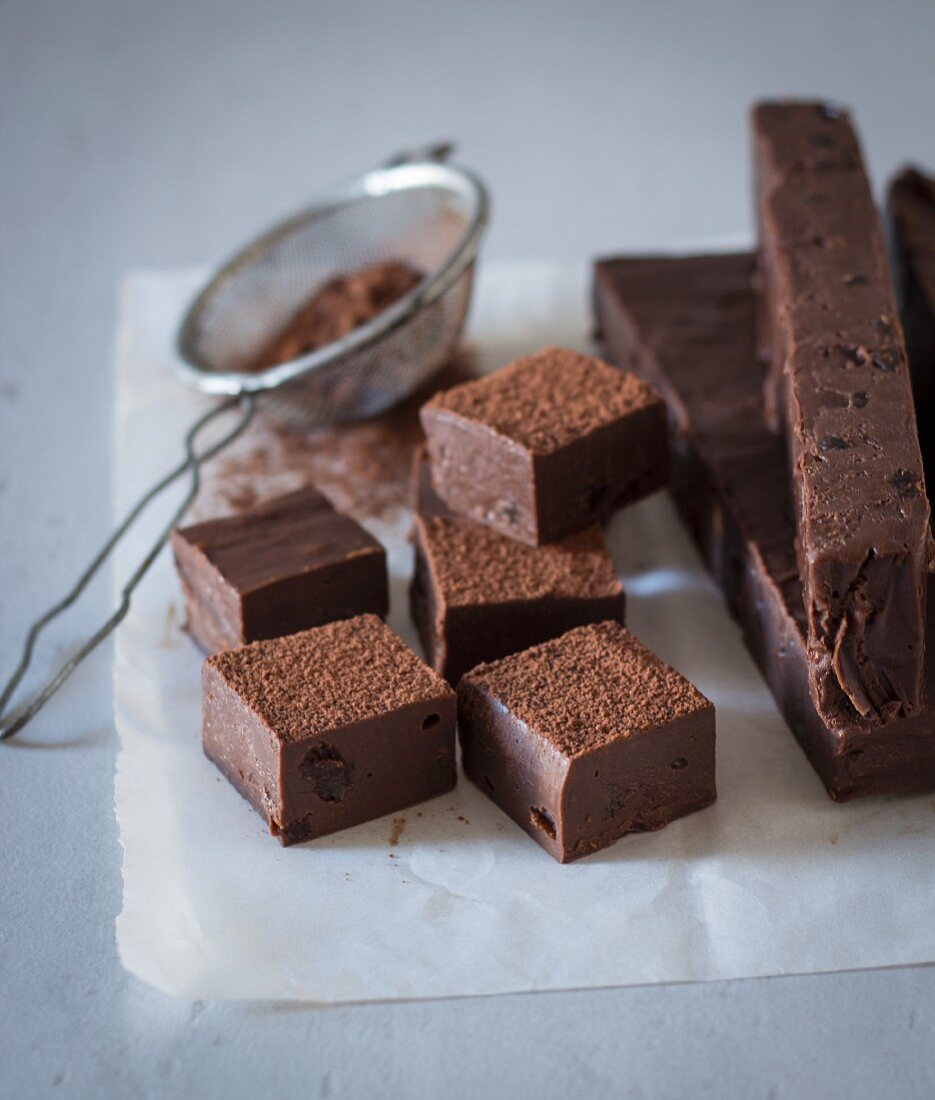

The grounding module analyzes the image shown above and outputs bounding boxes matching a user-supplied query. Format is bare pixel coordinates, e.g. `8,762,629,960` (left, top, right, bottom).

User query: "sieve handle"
0,394,257,742
383,141,454,168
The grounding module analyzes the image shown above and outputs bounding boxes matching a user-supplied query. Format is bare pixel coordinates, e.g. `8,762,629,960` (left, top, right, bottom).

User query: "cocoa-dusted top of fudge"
206,614,451,742
461,621,710,756
421,346,661,454
414,516,622,607
173,486,382,596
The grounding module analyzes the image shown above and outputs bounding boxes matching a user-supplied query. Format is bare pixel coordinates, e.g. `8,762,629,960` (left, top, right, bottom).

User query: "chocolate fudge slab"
458,622,716,863
594,251,935,800
420,346,669,546
410,511,625,685
203,614,456,844
753,101,930,728
888,167,935,489
171,486,388,653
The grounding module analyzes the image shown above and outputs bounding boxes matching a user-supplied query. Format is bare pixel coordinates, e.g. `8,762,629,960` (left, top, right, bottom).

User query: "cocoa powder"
251,260,422,371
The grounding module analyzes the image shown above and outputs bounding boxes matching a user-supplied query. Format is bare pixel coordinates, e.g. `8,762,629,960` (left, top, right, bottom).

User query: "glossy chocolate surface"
171,486,388,652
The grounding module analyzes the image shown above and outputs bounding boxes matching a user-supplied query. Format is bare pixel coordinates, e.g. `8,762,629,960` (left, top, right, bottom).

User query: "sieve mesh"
176,154,488,425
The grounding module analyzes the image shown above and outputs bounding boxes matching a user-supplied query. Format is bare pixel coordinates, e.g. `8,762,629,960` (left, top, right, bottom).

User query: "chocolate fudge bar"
171,486,388,653
888,167,935,489
594,251,935,799
410,509,625,685
753,101,930,728
420,346,669,545
203,615,456,844
458,622,716,863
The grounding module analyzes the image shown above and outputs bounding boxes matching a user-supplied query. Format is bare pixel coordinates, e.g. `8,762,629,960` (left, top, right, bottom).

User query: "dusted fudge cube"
410,513,625,685
203,614,456,845
419,346,669,545
458,622,716,863
171,486,388,653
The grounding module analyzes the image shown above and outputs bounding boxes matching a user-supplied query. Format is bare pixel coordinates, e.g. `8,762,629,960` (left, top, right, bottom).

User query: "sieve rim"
173,157,489,397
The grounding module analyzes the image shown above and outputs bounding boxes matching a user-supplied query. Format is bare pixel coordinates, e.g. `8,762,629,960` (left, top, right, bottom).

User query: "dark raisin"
501,501,519,525
820,435,848,451
285,819,312,843
818,103,843,120
606,785,632,819
852,391,869,408
299,744,353,802
529,806,556,839
891,469,920,500
844,274,868,286
671,758,688,770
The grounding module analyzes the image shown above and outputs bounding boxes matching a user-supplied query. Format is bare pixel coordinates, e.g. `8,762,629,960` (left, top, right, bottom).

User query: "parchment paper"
114,260,935,1002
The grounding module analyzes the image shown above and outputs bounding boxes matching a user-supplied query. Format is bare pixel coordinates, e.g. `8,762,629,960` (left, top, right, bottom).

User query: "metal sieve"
1,143,490,739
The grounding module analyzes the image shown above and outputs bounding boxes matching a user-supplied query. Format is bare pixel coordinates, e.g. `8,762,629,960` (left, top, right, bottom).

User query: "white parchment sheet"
114,260,935,1002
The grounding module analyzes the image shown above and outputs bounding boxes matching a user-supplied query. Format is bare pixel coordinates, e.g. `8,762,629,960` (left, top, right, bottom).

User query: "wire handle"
0,394,257,741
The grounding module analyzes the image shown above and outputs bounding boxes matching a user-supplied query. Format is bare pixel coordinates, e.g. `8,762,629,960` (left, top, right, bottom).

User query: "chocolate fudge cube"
203,615,456,844
458,622,716,862
410,512,625,685
171,486,388,653
420,346,669,545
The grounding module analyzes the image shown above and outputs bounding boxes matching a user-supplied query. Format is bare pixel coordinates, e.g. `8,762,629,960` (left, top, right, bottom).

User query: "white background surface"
2,1,935,1096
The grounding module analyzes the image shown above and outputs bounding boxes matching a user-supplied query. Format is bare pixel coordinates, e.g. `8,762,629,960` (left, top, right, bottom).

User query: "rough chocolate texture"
420,346,669,545
171,486,388,653
888,166,935,491
410,505,625,684
203,615,457,844
458,622,716,863
753,100,930,728
594,250,935,800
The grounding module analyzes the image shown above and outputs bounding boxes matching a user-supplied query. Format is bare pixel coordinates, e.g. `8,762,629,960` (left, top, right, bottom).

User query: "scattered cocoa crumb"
249,261,422,372
388,817,406,846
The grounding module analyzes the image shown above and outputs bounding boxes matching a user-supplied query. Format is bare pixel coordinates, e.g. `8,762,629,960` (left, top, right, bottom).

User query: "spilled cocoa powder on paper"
196,349,478,524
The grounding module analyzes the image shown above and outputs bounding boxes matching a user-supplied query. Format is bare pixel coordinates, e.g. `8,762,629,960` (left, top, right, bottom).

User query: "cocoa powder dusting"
198,349,478,524
250,261,422,371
